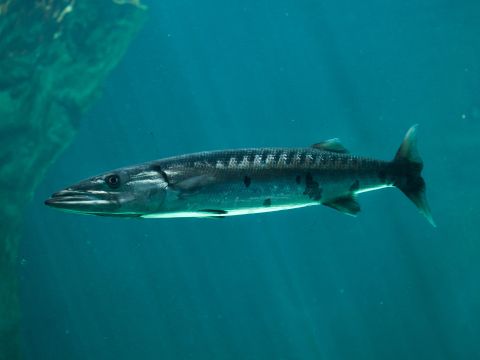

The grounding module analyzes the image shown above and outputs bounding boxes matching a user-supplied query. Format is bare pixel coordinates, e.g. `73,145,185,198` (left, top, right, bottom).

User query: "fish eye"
105,174,121,189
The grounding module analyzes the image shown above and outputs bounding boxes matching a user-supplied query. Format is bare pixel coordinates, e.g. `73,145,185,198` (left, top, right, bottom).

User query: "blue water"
21,1,480,359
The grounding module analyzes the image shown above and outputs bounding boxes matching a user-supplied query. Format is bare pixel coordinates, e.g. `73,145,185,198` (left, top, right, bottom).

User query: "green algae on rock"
0,1,146,358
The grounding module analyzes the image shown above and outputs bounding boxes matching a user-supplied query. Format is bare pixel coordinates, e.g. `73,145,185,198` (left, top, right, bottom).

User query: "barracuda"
45,125,435,226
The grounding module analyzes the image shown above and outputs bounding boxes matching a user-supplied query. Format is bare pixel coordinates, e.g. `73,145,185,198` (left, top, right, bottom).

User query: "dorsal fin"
311,138,349,153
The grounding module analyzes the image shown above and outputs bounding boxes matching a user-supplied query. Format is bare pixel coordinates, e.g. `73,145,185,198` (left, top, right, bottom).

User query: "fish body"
45,126,435,226
140,148,387,218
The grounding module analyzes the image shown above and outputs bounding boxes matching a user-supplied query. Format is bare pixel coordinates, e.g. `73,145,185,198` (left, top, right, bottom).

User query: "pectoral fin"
168,174,217,199
199,209,228,219
323,195,360,216
199,209,228,215
173,175,216,191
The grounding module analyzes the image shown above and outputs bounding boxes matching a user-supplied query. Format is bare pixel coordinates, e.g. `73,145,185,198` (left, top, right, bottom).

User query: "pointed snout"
44,188,117,213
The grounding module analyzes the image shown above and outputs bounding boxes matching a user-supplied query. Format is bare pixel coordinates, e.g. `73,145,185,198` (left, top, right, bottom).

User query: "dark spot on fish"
200,209,228,215
295,175,302,184
305,172,313,182
303,172,322,201
244,175,251,188
378,169,387,182
349,179,360,192
263,198,272,207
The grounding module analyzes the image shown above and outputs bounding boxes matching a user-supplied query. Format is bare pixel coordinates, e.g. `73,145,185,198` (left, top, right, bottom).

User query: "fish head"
44,163,168,217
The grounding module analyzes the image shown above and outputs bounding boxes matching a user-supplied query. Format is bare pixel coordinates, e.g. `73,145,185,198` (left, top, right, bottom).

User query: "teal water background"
21,1,480,359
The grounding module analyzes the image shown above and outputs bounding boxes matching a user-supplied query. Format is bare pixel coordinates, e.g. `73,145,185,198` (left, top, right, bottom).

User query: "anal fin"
323,195,360,216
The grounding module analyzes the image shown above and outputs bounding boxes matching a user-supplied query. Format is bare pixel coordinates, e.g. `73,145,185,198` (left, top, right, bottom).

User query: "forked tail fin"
393,125,436,227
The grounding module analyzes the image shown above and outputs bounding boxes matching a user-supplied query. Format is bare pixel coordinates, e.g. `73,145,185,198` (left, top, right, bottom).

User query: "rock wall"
0,1,146,358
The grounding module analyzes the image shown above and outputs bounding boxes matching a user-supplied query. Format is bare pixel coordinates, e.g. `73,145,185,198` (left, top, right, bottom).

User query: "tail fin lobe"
393,125,436,227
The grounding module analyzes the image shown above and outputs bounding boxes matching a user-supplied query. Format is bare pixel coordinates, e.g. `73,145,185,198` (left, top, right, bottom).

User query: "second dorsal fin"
311,138,349,153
